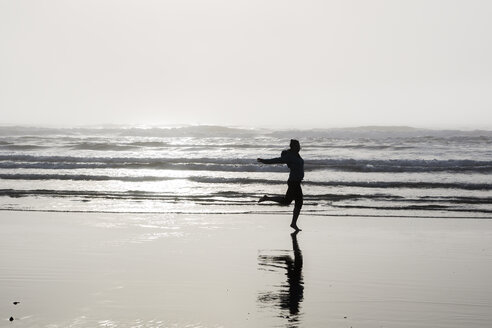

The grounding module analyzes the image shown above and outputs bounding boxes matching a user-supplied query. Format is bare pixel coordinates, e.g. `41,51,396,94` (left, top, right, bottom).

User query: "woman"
257,139,304,231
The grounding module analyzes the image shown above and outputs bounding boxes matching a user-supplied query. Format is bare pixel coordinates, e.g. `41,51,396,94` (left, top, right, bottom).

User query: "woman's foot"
258,195,268,203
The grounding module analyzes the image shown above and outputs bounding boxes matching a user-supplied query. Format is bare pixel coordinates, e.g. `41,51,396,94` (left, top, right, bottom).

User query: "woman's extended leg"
258,195,290,205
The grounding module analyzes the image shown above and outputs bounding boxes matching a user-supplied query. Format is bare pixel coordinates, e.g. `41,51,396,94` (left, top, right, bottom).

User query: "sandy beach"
1,211,491,327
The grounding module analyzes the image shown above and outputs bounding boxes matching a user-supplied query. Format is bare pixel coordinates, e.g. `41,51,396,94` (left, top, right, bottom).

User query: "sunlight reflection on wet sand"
1,211,492,327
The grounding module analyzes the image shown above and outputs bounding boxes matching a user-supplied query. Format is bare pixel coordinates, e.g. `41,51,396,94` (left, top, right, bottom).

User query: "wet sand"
1,211,492,327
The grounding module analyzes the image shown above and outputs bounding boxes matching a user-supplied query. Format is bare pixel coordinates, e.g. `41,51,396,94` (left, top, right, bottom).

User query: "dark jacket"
262,150,304,182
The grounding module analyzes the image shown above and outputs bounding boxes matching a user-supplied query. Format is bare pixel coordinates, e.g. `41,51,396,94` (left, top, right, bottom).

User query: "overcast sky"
1,0,491,129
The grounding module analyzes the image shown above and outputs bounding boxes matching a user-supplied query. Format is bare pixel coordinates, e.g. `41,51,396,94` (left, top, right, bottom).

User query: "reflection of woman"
257,139,304,231
258,231,304,322
285,231,304,316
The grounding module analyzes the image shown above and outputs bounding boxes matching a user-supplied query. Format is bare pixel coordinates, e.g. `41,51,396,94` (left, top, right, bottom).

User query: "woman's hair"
290,139,301,152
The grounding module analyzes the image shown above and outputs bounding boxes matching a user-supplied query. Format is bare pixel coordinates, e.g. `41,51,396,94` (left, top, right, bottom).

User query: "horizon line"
1,123,491,132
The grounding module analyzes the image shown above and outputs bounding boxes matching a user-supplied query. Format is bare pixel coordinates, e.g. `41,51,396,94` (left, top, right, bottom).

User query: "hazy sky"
1,0,491,129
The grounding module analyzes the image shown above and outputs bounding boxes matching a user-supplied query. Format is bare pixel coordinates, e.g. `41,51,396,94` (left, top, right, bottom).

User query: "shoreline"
1,208,491,220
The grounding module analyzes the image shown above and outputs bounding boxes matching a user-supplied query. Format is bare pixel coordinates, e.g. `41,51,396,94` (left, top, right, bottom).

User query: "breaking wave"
0,173,490,191
1,155,491,173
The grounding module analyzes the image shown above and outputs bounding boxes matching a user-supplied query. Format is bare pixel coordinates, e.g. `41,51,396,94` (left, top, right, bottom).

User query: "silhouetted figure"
258,139,304,231
258,231,304,326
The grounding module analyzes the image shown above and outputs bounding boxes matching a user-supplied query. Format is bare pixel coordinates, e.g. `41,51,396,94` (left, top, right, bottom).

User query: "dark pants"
281,180,303,210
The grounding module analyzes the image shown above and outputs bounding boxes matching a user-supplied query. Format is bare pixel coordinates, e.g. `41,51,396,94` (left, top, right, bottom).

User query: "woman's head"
290,139,301,153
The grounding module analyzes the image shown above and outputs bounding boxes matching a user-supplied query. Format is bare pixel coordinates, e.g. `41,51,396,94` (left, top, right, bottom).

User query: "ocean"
0,125,491,218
